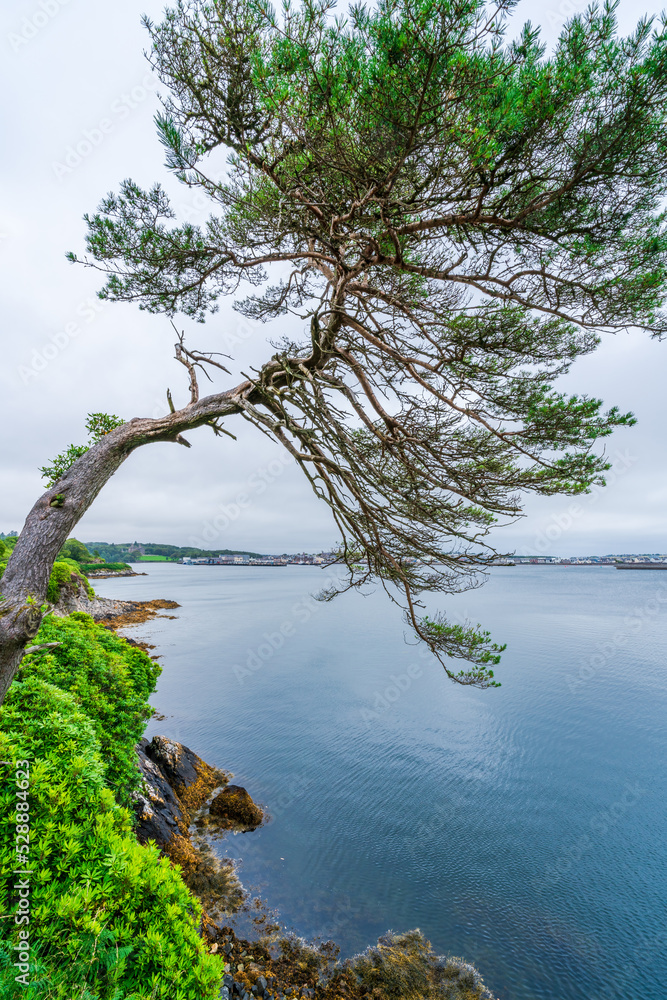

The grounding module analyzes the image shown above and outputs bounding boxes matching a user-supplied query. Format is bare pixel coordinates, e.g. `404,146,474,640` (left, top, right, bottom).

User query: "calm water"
95,565,667,1000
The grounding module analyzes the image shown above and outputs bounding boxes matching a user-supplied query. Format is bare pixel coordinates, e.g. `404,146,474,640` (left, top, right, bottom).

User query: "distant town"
179,551,336,566
503,554,667,565
180,552,667,567
3,534,666,568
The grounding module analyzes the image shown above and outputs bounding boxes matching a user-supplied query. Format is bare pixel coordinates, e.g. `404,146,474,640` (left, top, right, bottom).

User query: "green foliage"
18,614,160,797
39,444,88,489
0,558,94,604
0,617,223,999
58,538,93,564
85,412,125,442
86,541,262,563
80,563,132,574
417,616,505,687
40,413,124,488
0,535,16,567
45,561,95,602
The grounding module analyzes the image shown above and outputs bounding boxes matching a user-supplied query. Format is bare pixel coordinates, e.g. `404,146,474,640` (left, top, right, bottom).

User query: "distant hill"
83,542,264,563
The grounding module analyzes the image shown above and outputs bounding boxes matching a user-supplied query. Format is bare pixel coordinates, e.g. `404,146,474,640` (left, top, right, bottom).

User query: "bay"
94,564,667,1000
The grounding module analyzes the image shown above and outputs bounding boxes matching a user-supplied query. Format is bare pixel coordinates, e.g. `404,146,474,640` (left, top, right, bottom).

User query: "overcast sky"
1,0,666,556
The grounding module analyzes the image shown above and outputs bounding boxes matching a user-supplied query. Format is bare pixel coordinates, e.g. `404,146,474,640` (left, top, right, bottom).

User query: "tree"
2,0,667,704
58,539,93,564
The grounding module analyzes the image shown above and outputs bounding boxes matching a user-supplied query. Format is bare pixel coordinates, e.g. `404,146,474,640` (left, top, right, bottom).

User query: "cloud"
1,0,666,554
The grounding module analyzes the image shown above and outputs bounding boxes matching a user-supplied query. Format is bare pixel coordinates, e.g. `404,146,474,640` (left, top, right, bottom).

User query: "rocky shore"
131,736,497,1000
51,570,180,628
133,734,249,916
85,567,147,579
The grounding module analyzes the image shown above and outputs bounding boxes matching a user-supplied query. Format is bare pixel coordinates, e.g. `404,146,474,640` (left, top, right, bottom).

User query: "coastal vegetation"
3,0,667,699
0,614,222,998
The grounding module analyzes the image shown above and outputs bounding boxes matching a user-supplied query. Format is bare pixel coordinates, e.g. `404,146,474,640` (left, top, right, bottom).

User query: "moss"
46,560,95,602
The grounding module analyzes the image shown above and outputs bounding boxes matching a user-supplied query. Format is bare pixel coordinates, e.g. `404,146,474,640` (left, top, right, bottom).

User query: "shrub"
16,614,160,799
45,561,95,602
0,678,222,998
0,620,223,999
58,538,93,564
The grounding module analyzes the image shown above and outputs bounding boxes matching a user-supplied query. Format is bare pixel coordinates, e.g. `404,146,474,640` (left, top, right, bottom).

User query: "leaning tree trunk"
0,389,244,704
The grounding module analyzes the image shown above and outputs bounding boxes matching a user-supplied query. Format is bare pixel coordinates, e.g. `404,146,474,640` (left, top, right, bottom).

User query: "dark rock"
133,734,231,855
223,974,234,988
144,735,205,796
133,737,186,848
204,922,219,943
210,784,264,829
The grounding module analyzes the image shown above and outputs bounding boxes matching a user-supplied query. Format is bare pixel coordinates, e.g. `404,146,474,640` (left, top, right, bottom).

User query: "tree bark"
0,388,244,704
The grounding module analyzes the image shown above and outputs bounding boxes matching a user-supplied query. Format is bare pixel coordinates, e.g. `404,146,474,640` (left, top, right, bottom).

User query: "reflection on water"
95,565,667,1000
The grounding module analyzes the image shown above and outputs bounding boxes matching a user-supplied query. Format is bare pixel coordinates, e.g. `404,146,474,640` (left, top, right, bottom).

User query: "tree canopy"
3,0,667,699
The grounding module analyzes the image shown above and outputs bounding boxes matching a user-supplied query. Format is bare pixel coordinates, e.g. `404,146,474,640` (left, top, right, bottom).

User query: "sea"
94,564,667,1000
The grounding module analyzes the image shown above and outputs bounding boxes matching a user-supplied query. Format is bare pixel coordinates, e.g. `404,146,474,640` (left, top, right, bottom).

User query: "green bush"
17,614,160,799
0,617,223,999
45,561,95,602
58,538,92,564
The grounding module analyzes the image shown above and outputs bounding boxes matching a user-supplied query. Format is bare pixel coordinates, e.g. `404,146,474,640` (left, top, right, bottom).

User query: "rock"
144,735,202,793
210,784,264,829
132,735,243,916
219,989,230,1000
133,738,186,848
204,922,219,943
137,735,229,834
